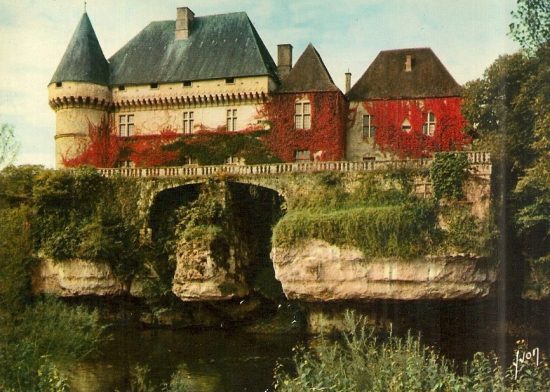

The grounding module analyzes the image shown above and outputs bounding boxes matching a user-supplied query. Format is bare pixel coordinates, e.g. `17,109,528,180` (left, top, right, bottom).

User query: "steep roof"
346,48,462,100
50,13,109,85
109,12,278,85
278,44,340,93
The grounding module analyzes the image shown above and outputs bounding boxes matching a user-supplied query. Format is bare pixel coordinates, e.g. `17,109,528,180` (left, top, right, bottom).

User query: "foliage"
32,167,144,280
430,152,469,200
274,201,438,258
0,123,20,168
275,170,458,257
166,129,280,165
262,92,347,162
0,298,104,391
0,206,34,313
355,98,469,159
275,311,550,392
510,0,550,54
439,205,496,256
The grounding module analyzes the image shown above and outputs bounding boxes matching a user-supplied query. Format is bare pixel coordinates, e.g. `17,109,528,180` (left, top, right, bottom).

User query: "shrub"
430,152,469,200
275,311,550,392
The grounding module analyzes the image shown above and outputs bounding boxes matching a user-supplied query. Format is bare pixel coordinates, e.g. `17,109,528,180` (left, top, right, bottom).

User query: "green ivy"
430,152,469,200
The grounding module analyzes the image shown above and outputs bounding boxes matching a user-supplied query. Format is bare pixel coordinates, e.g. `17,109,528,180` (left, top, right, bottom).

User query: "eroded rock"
32,258,126,296
272,239,497,301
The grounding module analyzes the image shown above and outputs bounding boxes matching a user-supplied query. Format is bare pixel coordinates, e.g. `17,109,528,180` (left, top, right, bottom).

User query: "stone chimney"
176,7,194,40
277,44,293,79
405,55,413,72
345,71,351,93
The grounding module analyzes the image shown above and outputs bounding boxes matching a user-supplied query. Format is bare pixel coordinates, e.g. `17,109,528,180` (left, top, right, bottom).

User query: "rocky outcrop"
272,239,497,301
172,238,249,301
32,258,126,296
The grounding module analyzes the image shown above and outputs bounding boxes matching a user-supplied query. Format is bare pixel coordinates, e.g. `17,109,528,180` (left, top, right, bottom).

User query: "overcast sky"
0,0,519,167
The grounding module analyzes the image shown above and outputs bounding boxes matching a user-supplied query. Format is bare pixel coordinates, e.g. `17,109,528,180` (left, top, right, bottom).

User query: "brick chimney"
176,7,194,40
345,71,351,93
277,44,293,79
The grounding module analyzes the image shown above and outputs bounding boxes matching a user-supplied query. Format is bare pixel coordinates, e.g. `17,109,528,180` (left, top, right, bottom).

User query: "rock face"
32,258,126,296
272,239,497,301
172,239,249,301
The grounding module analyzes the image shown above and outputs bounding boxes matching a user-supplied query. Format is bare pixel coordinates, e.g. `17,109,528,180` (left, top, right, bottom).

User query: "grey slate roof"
50,13,109,85
346,48,462,101
278,44,340,93
108,12,278,85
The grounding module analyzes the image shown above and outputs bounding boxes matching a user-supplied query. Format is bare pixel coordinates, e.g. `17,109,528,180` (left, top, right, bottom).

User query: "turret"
48,12,111,167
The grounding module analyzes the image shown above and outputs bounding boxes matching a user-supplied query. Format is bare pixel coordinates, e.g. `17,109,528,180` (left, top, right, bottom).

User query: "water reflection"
69,328,300,392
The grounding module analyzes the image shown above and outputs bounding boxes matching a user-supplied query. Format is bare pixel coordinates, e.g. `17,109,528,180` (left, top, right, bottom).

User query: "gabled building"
49,7,279,167
263,44,346,162
49,7,469,167
345,48,468,160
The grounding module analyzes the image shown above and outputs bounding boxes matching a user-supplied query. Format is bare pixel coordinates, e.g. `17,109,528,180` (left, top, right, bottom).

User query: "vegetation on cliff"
0,171,104,391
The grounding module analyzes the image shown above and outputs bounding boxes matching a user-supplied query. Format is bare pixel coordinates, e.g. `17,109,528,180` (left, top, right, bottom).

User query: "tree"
510,0,550,53
0,123,19,168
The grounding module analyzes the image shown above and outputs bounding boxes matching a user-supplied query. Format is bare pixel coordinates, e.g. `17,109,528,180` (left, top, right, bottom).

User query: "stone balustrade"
97,152,491,179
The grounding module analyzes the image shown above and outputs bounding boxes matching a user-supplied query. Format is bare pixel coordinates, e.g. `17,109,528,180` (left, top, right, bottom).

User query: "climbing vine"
429,152,469,200
262,91,347,161
356,98,470,158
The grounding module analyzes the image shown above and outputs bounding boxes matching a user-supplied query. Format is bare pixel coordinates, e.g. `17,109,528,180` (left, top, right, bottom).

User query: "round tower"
48,12,111,168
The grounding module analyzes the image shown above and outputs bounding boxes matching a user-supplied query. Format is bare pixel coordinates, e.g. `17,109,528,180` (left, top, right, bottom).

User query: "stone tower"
48,12,111,167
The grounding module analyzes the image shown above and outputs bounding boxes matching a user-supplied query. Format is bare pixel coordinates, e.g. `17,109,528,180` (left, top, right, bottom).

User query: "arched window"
401,118,411,133
295,100,311,129
423,112,436,136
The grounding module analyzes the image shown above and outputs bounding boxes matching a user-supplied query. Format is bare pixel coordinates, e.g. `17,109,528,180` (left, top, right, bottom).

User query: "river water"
68,299,549,392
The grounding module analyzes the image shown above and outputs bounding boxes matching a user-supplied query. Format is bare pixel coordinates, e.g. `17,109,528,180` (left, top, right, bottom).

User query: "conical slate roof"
278,44,340,93
50,13,109,85
346,48,461,100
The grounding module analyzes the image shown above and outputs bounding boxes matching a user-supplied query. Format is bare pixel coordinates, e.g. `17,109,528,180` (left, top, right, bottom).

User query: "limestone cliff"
271,239,497,301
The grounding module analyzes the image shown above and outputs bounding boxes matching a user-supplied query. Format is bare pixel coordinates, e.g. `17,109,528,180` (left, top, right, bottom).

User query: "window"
119,114,134,137
423,112,436,136
295,101,311,129
55,82,62,88
183,80,192,87
363,156,375,161
150,83,159,89
183,111,194,134
362,114,376,138
225,77,235,84
226,109,237,131
295,150,311,161
401,118,411,133
118,85,125,91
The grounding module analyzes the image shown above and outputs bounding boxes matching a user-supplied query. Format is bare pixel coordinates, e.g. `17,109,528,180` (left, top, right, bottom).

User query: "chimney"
405,55,413,72
345,71,352,93
176,7,194,40
277,44,293,79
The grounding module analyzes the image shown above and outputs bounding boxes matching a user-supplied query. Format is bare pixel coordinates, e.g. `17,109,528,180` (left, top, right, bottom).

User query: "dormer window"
55,82,62,88
225,77,235,84
405,55,413,72
295,100,311,129
423,112,436,136
183,81,192,87
402,118,411,133
150,83,159,89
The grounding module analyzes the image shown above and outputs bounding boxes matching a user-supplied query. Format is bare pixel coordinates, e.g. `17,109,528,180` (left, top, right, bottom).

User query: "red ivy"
262,91,347,161
361,98,470,159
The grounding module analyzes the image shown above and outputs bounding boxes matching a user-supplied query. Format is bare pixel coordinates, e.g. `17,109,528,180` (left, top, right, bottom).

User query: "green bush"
0,298,104,391
275,312,550,392
430,152,469,200
273,200,438,257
